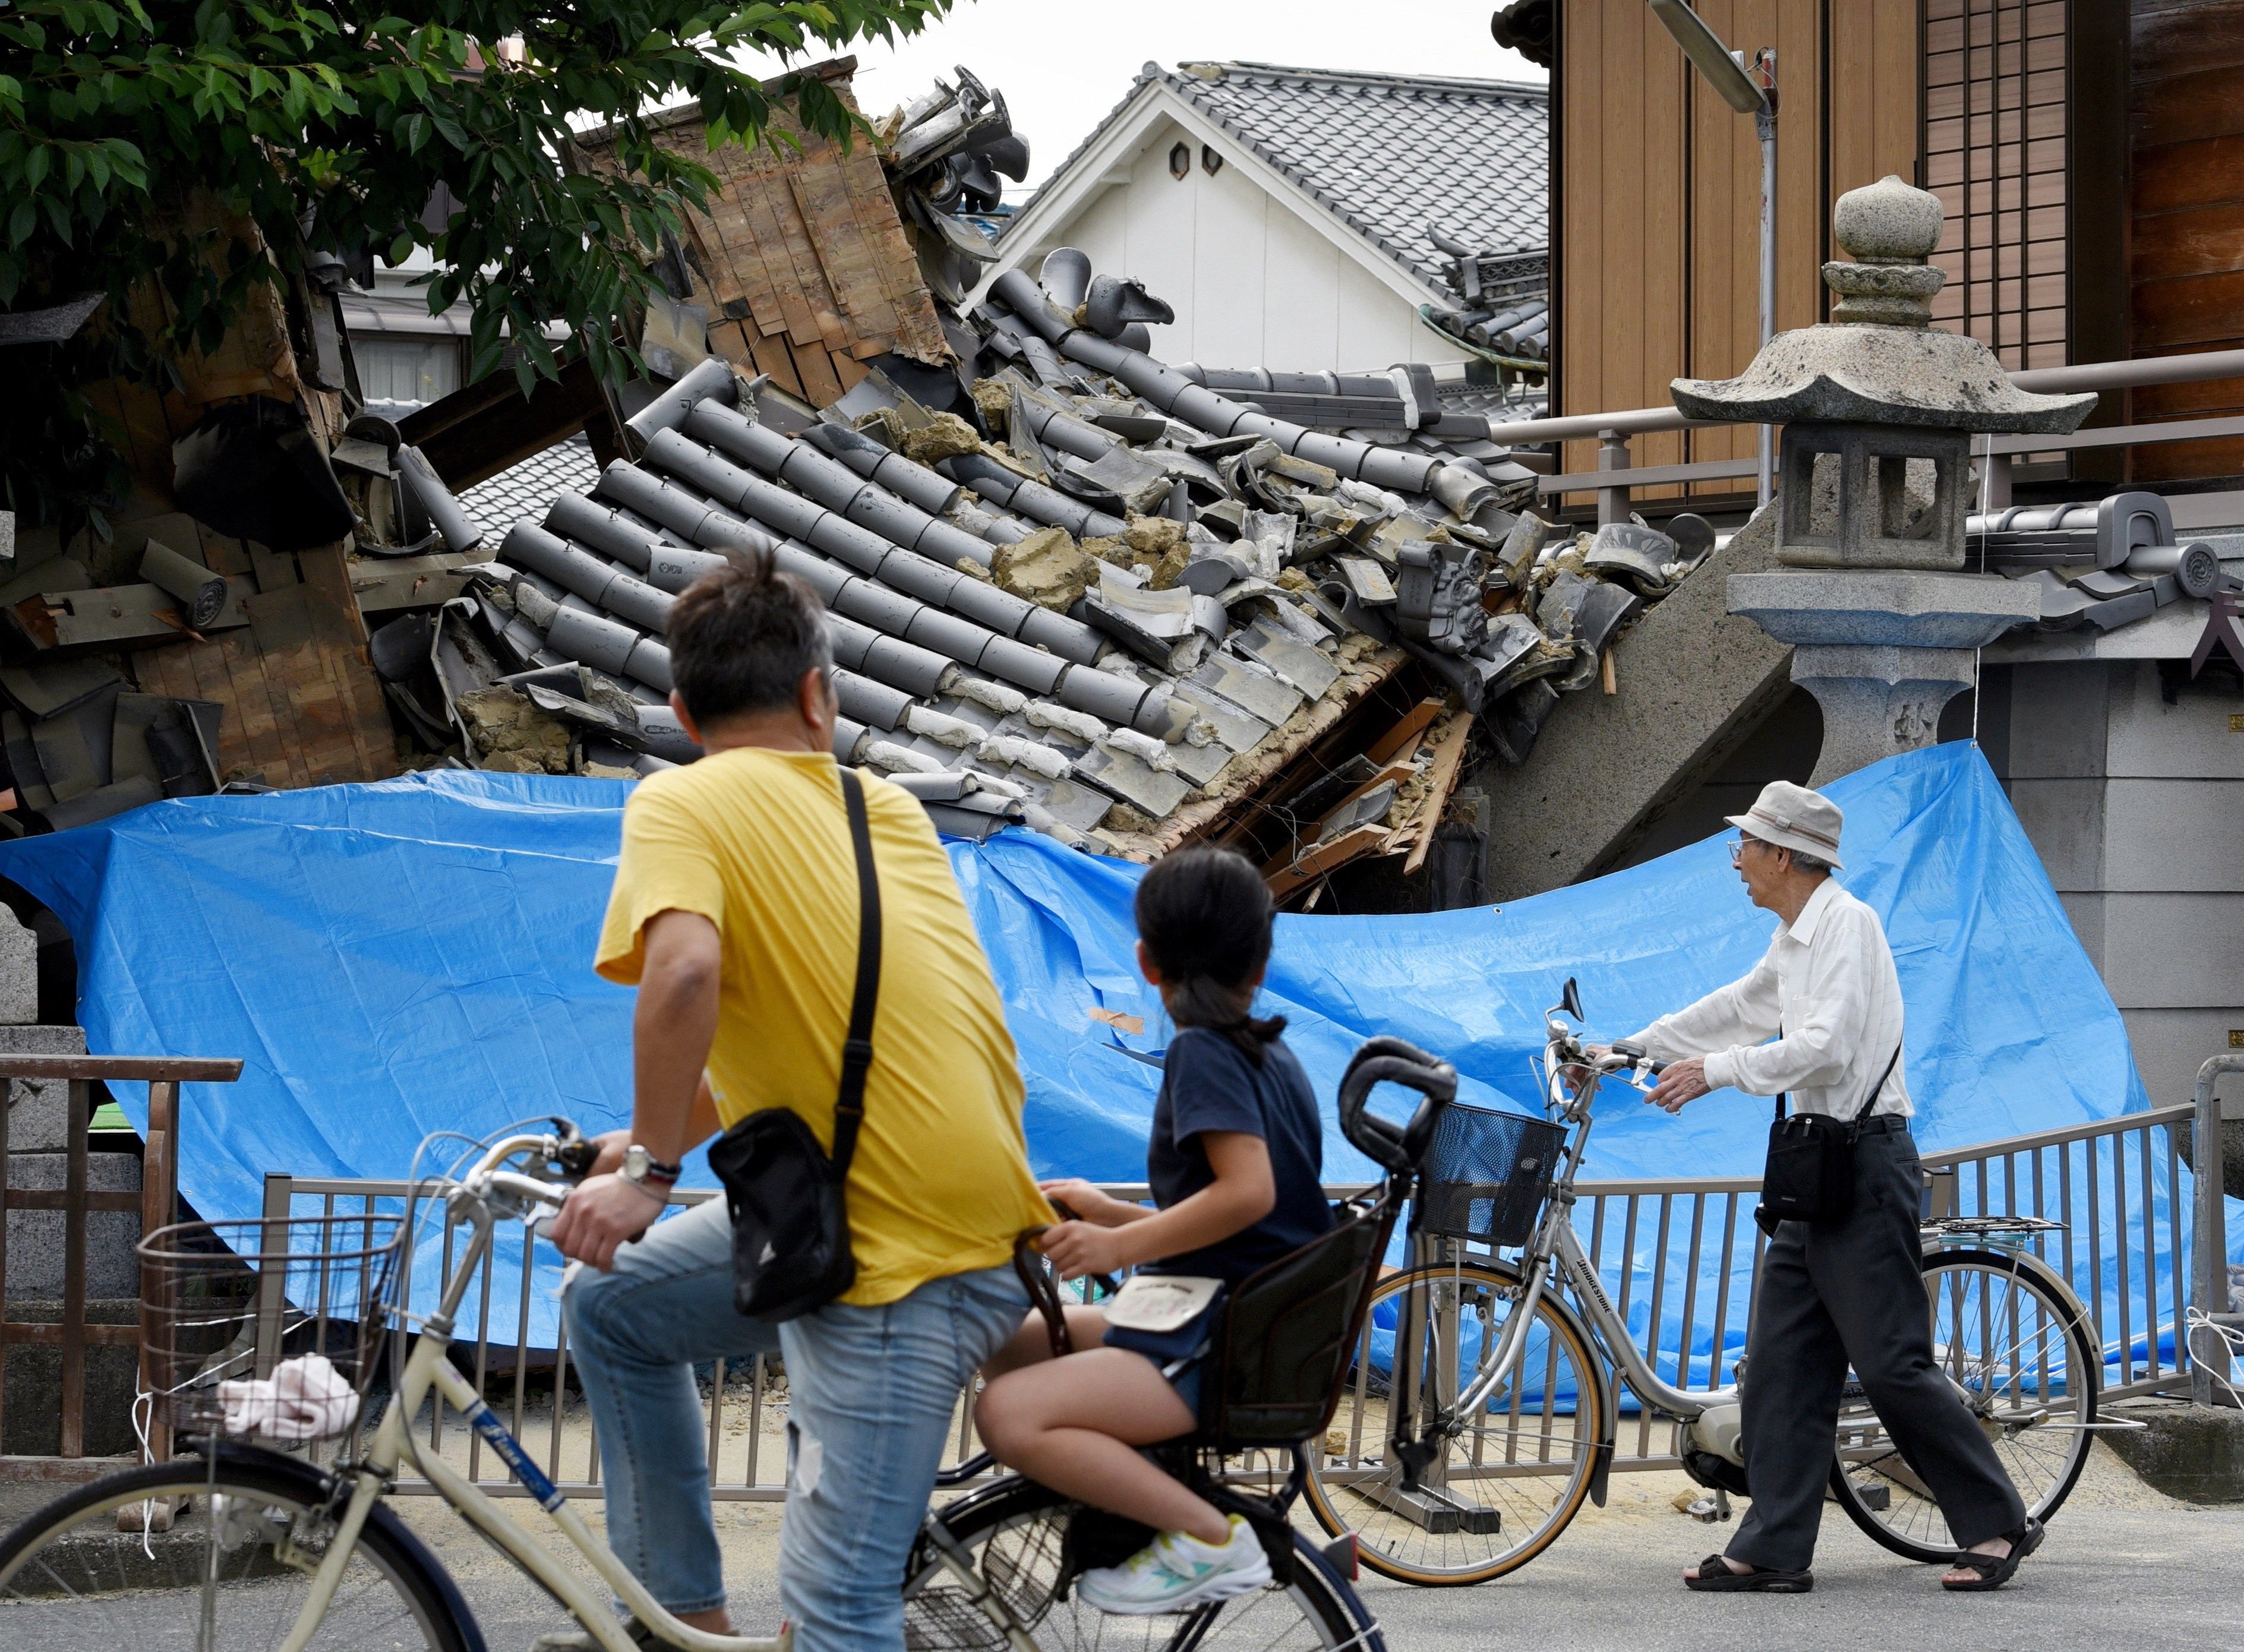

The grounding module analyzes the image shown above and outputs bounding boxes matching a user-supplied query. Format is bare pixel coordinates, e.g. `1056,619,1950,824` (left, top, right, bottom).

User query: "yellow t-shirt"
595,746,1051,1305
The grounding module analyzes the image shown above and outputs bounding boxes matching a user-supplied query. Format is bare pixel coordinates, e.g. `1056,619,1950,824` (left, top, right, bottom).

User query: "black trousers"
1728,1125,2025,1572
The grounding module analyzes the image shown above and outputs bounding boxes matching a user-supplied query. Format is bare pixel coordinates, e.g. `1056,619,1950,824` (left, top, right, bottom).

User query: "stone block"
4,1149,141,1298
2097,893,2244,1011
2118,1008,2244,1114
0,1024,90,1151
2005,660,2111,781
2101,778,2244,893
1727,569,2040,649
1472,500,1794,902
2107,659,2244,781
0,908,33,1024
1788,643,1980,784
0,1297,140,1457
2101,1398,2244,1505
2008,777,2109,892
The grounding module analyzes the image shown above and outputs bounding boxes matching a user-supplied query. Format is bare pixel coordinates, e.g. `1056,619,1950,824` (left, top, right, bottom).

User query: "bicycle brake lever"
554,1139,600,1179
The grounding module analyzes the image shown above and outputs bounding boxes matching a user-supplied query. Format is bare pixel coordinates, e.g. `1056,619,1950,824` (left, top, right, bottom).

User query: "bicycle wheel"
1301,1260,1604,1585
0,1445,476,1651
904,1476,1380,1652
1830,1246,2098,1562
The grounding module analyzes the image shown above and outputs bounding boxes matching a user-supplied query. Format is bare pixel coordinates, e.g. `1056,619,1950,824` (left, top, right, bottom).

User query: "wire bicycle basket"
138,1211,405,1442
1417,1100,1567,1247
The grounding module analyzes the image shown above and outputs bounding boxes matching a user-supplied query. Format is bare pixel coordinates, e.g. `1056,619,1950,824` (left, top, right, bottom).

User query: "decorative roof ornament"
1669,175,2097,435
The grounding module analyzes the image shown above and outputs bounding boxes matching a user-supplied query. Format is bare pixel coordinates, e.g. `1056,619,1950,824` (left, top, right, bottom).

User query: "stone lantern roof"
1669,175,2097,436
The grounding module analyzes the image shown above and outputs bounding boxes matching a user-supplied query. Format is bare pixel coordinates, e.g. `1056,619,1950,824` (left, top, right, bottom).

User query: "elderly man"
1623,781,2038,1594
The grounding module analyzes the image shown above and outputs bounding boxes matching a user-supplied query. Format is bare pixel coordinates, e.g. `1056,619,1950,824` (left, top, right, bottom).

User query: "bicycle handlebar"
1337,1038,1458,1172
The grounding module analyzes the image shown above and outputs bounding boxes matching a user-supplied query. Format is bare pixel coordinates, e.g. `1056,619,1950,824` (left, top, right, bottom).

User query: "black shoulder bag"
706,766,882,1322
1755,1035,1902,1236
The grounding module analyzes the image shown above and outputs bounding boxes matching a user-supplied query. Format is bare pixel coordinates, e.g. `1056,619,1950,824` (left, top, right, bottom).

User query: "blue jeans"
562,1196,1027,1651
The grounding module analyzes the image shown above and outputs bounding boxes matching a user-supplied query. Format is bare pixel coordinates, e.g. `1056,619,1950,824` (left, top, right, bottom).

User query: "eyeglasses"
1727,836,1758,867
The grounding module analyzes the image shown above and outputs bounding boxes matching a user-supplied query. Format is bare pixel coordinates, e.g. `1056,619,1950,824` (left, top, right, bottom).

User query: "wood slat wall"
2128,0,2244,480
1554,1,1919,493
1924,0,2071,368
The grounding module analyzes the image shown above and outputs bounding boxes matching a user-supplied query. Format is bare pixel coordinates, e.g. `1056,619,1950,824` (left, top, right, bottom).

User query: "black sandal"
1684,1554,1813,1593
1940,1518,2044,1592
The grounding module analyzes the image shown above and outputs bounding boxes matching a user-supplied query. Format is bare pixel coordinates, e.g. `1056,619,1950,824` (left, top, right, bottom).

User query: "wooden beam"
1265,822,1393,899
1366,697,1443,765
1403,713,1475,877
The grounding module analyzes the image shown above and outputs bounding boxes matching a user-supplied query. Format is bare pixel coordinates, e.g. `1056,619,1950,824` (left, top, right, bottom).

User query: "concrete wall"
1013,117,1466,374
2003,659,2244,1112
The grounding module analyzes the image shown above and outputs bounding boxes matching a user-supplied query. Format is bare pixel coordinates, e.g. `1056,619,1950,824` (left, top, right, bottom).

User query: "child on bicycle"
975,846,1333,1615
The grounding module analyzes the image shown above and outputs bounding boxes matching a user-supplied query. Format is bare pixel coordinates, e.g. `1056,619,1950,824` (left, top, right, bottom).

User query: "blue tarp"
0,741,2226,1366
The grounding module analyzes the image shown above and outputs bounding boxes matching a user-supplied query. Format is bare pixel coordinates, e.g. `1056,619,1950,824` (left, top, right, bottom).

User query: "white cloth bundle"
217,1352,360,1440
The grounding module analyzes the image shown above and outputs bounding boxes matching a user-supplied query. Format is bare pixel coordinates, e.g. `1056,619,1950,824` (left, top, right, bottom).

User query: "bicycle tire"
1829,1246,2099,1563
0,1442,482,1652
1301,1259,1605,1586
905,1475,1381,1652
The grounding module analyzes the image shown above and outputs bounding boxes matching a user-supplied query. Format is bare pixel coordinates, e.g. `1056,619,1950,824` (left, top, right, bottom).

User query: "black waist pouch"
707,767,882,1322
1755,1040,1899,1237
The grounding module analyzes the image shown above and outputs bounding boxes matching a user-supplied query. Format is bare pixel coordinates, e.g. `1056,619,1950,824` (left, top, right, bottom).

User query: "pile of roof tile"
378,241,1726,875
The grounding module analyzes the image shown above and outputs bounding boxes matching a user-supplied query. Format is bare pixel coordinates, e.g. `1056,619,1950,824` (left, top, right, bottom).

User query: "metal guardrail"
250,1097,2217,1499
1512,344,2244,522
0,1055,242,1479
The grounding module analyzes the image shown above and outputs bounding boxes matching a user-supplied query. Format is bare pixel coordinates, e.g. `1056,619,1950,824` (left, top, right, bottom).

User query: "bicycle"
1302,979,2106,1586
0,1038,1460,1652
900,1035,1461,1652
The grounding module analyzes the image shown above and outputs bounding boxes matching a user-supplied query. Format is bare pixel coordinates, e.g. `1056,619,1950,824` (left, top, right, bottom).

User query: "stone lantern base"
1778,421,1971,571
1728,568,2040,785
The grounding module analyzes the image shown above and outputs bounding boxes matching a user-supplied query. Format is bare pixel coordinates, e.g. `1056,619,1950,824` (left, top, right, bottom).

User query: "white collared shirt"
1625,877,1911,1119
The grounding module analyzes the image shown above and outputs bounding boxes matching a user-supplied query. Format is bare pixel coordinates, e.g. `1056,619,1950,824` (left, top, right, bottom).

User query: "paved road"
396,1451,2239,1652
7,1451,2231,1651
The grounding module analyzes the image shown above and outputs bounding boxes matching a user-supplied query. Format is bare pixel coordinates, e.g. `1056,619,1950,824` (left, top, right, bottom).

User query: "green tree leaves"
0,0,952,530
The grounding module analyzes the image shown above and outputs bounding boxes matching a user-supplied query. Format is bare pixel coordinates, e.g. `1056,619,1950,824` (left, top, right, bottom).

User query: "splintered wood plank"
749,331,807,400
792,342,845,409
1366,698,1442,765
786,168,859,345
736,168,828,348
1403,714,1473,877
1264,823,1391,901
706,319,758,370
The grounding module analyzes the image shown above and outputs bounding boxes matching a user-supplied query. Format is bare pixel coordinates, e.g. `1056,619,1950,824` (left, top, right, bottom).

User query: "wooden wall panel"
1554,1,1916,503
1556,2,1690,484
2129,0,2244,480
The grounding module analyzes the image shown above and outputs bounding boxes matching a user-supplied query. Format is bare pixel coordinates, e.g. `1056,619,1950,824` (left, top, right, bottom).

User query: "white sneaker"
1074,1514,1274,1615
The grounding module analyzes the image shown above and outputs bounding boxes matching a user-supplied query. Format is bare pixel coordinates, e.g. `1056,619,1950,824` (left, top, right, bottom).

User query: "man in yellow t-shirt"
548,554,1049,1652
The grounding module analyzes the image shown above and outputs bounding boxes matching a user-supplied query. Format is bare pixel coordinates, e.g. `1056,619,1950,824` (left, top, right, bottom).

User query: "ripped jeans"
563,1196,1027,1652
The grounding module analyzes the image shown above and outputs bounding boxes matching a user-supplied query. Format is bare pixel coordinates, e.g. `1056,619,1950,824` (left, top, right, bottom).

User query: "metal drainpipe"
1597,431,1633,527
2192,1053,2241,1405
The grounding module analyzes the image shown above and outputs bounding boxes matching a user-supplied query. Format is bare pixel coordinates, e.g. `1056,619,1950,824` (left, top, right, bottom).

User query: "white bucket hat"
1725,780,1844,870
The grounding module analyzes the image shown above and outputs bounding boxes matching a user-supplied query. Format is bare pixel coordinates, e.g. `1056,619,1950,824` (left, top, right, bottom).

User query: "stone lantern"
1672,175,2099,784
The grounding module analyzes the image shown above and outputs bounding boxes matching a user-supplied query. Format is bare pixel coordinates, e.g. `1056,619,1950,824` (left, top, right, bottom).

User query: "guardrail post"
2191,1054,2241,1405
255,1171,292,1380
1597,429,1632,526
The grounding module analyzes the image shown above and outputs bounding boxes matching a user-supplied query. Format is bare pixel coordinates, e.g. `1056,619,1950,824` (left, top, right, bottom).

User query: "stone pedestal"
1728,569,2038,785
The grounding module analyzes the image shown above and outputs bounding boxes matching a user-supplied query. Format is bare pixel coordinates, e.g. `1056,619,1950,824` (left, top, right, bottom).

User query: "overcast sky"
733,1,1547,196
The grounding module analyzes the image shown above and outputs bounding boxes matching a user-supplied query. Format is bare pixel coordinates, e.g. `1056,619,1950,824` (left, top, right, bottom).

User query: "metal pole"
1755,102,1776,508
2191,1054,2240,1405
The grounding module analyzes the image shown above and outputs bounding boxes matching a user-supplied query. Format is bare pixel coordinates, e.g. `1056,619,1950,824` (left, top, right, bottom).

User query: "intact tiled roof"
459,433,601,523
1017,63,1548,301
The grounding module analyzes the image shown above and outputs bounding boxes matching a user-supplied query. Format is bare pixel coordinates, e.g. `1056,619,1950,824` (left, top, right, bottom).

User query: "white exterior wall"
1005,118,1466,376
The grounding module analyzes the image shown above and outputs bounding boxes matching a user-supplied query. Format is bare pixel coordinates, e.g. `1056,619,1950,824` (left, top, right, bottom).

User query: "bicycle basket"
1418,1100,1566,1247
138,1211,404,1440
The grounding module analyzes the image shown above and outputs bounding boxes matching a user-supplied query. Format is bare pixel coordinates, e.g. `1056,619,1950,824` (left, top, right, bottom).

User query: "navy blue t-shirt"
1145,1026,1333,1281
